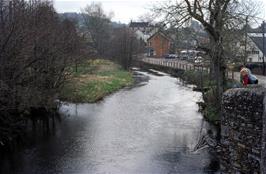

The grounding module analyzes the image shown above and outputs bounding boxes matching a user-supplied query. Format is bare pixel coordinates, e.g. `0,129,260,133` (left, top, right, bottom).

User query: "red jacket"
242,74,249,86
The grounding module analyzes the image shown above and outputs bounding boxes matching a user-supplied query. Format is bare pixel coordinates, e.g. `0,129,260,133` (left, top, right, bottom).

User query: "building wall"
221,87,266,173
237,36,264,63
148,34,170,58
247,52,262,63
247,37,264,63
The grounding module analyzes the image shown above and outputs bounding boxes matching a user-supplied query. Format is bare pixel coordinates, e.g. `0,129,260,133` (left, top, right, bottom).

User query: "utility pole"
244,16,248,65
263,21,265,75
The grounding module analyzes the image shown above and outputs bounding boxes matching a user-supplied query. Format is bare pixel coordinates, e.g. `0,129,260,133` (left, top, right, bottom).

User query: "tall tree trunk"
211,37,226,116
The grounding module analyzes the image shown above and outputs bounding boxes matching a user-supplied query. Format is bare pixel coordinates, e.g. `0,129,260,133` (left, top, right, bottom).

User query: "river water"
1,69,219,174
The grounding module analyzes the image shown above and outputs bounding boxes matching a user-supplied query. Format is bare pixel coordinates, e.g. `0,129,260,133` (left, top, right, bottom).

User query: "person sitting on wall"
240,68,249,86
240,66,258,86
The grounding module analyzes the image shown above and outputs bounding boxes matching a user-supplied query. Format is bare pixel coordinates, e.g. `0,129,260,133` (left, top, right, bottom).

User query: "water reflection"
1,69,219,174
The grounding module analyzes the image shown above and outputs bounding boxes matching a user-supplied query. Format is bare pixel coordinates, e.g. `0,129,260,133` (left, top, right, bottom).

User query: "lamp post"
263,21,265,75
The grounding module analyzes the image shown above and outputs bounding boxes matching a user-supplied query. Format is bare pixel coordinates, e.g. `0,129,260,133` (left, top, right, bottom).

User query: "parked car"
179,51,189,60
194,56,203,64
180,50,197,60
165,54,178,59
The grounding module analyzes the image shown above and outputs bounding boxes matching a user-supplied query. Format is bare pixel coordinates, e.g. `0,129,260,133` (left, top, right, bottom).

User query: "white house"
245,36,265,62
129,21,157,42
243,24,266,63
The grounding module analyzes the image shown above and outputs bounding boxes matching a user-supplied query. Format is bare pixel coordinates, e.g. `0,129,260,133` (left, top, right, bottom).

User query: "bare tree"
153,0,261,114
109,27,144,69
81,2,144,69
82,2,112,57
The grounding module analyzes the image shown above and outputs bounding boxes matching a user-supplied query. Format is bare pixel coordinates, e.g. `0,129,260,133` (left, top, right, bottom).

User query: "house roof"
129,22,149,28
248,27,263,33
247,23,266,33
147,31,172,42
250,37,266,53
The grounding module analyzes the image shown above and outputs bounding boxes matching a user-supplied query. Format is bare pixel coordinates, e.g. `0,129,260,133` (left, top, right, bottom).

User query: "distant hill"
59,12,84,27
59,12,126,28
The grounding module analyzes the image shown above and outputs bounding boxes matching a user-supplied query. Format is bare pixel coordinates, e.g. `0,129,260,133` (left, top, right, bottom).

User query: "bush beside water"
182,70,241,124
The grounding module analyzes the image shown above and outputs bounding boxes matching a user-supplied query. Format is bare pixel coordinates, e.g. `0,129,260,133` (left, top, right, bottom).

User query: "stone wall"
221,86,266,173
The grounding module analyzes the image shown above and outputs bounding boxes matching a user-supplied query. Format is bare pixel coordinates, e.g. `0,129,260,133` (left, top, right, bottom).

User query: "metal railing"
142,58,236,80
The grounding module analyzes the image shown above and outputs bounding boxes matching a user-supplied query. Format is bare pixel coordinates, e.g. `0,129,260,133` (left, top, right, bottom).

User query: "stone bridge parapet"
221,86,266,173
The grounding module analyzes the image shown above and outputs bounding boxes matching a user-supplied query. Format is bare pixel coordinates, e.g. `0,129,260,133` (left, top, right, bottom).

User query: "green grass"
60,59,133,103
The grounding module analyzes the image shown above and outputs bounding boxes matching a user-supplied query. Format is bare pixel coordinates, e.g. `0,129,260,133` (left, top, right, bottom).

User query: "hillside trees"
82,2,144,69
82,2,112,57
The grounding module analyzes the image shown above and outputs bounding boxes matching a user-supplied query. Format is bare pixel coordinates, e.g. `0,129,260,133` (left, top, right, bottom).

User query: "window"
247,50,259,54
240,41,245,46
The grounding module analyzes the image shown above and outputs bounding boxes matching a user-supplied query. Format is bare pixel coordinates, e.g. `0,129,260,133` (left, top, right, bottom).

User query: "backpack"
248,74,258,84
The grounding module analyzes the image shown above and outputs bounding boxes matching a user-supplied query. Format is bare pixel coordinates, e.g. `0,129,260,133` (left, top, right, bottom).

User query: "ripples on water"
1,69,219,174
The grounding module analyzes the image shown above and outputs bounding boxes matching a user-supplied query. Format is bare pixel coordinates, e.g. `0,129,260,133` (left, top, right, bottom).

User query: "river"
1,68,219,174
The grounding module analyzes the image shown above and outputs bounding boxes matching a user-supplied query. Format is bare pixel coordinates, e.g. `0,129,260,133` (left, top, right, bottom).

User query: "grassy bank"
60,59,133,103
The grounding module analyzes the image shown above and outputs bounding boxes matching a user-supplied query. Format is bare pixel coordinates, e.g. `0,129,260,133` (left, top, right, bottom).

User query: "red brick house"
147,31,171,58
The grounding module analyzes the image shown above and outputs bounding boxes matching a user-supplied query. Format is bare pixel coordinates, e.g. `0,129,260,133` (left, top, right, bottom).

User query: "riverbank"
60,59,133,103
140,61,241,125
183,70,242,124
182,70,220,124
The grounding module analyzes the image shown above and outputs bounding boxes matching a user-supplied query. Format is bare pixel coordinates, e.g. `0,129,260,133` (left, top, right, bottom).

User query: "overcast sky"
53,0,266,25
53,0,161,23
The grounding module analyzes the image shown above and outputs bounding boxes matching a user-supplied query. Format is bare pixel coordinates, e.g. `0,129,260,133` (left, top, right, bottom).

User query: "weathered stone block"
221,86,266,174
